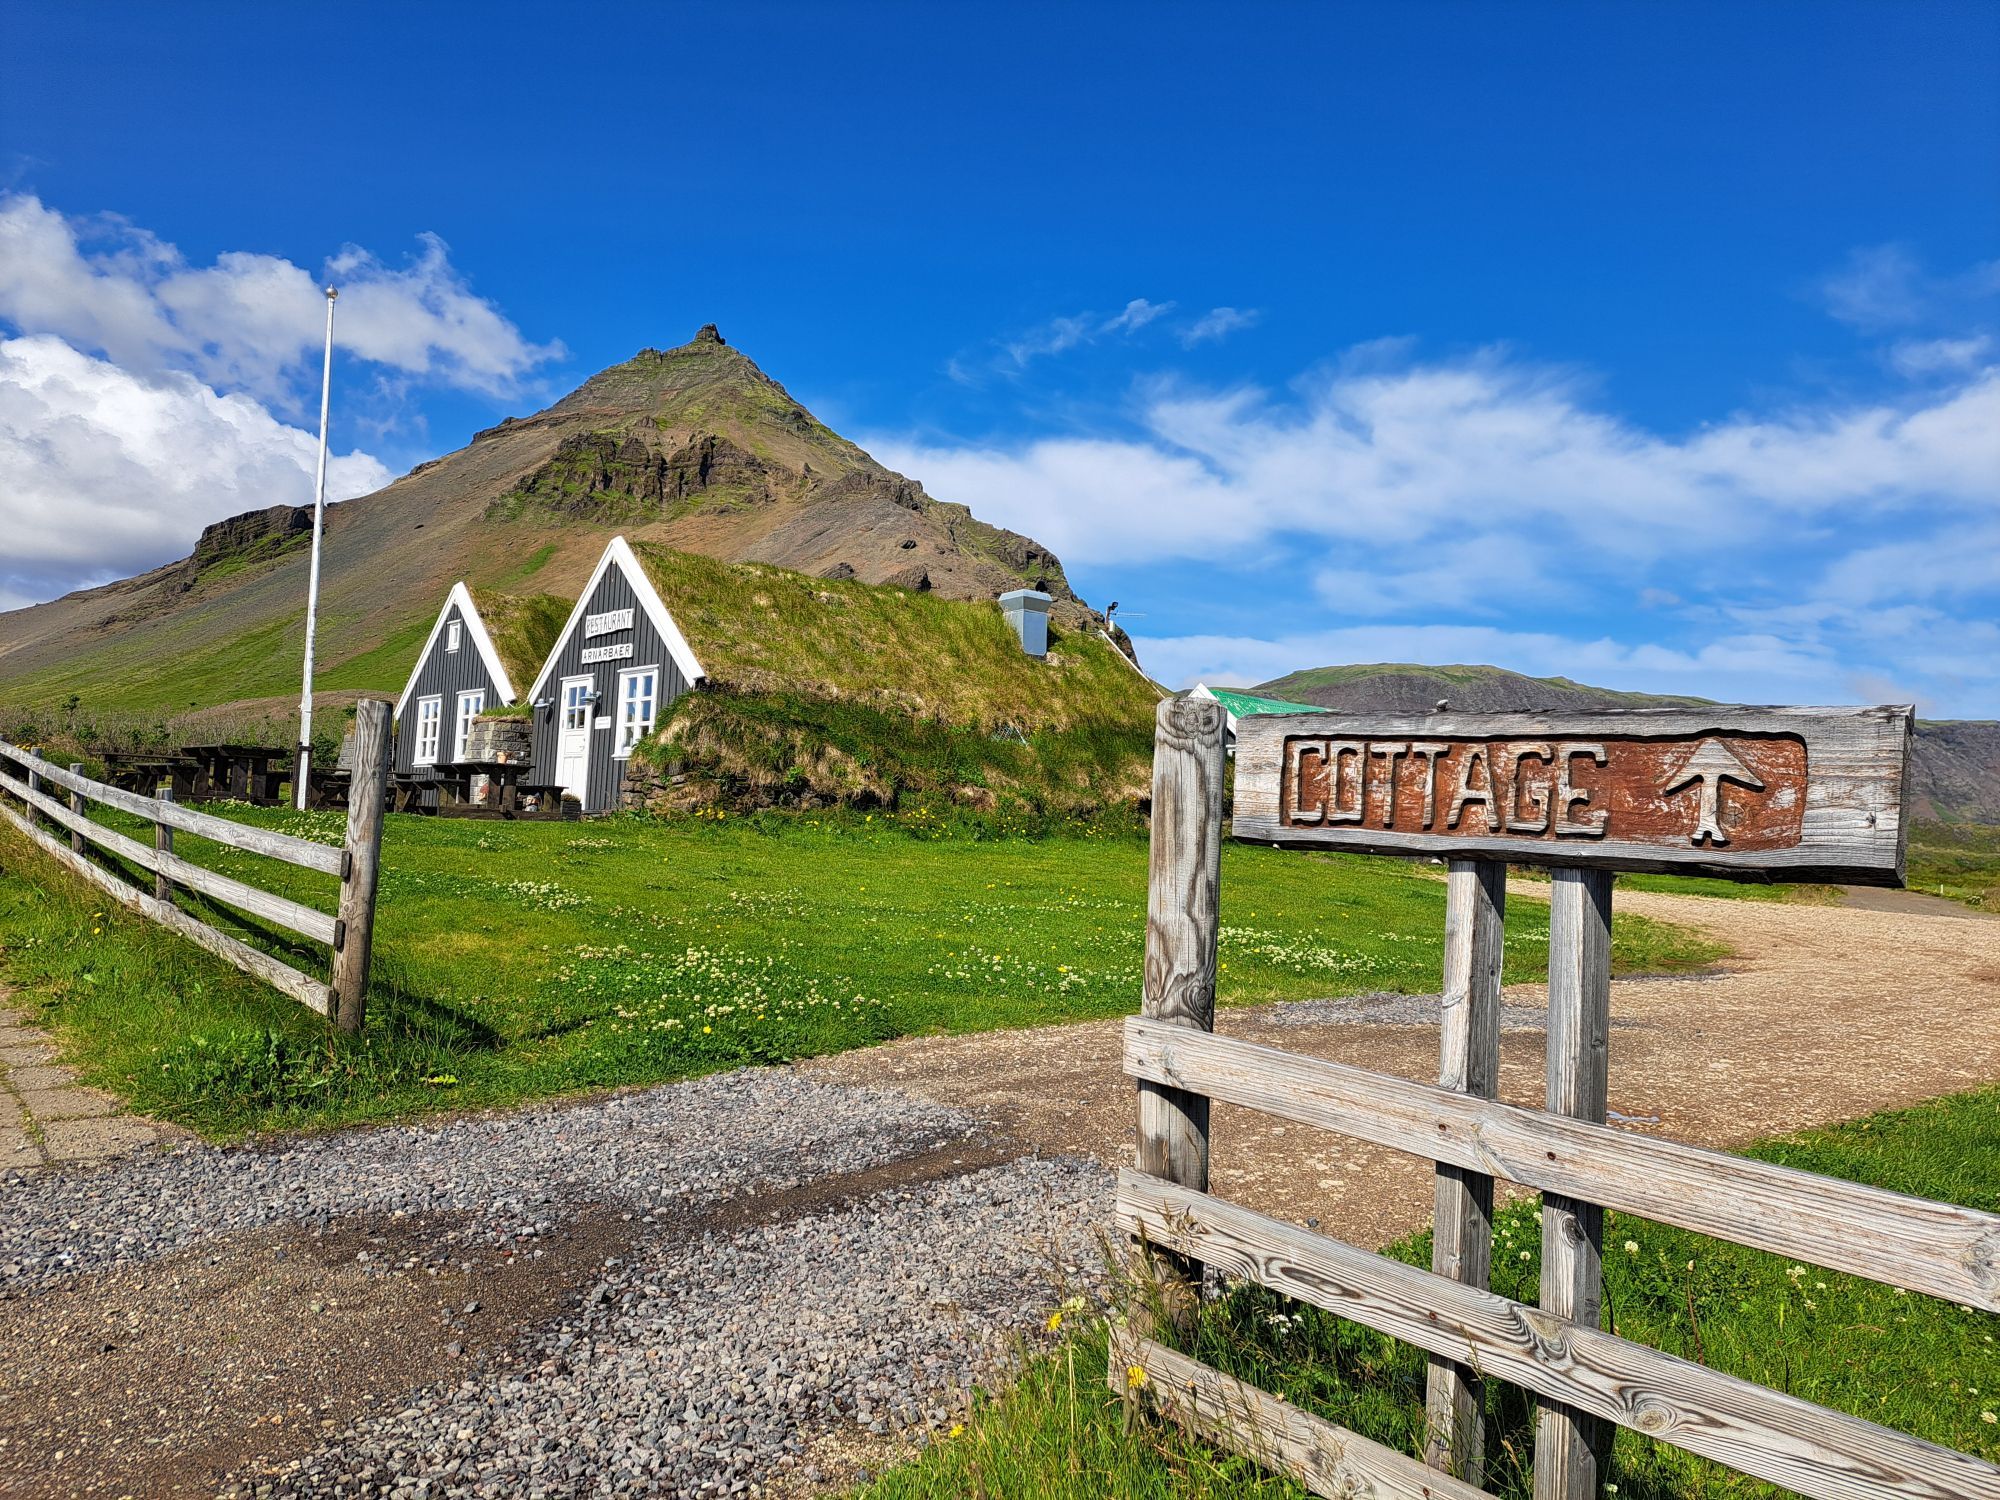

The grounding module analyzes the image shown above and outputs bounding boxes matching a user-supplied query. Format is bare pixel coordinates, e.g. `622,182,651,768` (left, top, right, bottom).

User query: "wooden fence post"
68,763,85,856
1536,866,1614,1498
1426,858,1506,1482
1135,694,1228,1331
23,750,40,833
154,786,174,902
330,701,389,1034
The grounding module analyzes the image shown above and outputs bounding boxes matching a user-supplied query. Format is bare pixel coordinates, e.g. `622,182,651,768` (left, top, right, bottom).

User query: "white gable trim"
528,535,707,703
396,582,516,715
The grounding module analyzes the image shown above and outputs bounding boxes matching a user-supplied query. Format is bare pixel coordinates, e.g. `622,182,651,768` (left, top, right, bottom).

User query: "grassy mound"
630,544,1160,812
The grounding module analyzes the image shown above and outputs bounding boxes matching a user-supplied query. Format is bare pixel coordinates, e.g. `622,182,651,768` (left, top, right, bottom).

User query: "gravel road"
0,1070,1110,1498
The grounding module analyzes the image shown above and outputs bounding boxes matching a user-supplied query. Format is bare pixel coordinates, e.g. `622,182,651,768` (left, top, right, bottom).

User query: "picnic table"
421,761,568,819
100,751,196,798
433,759,529,818
178,744,291,805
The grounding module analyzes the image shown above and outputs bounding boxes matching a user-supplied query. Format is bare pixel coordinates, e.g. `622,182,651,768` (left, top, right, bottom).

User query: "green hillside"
0,327,1109,721
1257,662,1713,710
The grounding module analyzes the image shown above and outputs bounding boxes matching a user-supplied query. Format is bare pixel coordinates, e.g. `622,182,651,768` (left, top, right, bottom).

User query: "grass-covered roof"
630,544,1159,733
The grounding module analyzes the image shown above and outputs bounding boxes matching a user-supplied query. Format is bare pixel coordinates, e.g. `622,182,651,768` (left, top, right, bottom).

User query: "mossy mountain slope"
0,325,1111,720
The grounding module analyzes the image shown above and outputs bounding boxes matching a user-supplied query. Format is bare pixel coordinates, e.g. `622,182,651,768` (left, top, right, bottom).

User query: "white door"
556,675,593,803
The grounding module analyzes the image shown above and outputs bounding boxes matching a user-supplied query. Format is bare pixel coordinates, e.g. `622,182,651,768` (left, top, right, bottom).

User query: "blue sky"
3,1,1996,713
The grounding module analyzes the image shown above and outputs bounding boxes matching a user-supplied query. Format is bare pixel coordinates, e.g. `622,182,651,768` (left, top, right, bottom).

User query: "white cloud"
1891,335,1993,377
873,337,2000,715
1000,314,1095,370
0,193,561,402
0,334,391,605
1817,242,2000,334
1180,306,1259,346
1103,297,1175,333
874,351,2000,575
964,297,1184,378
1819,244,1929,331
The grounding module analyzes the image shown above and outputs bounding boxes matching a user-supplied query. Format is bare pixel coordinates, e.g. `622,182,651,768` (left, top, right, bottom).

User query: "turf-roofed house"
524,529,1162,819
394,582,566,774
527,536,708,814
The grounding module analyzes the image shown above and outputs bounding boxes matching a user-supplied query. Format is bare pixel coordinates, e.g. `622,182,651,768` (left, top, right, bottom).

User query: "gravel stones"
256,1155,1107,1496
1258,987,1667,1031
0,1071,977,1290
3,1065,1112,1495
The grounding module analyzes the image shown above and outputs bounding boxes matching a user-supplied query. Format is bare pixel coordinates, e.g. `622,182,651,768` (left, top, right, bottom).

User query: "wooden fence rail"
0,702,389,1030
1123,1018,2000,1312
1119,1172,2000,1500
1119,696,1996,1500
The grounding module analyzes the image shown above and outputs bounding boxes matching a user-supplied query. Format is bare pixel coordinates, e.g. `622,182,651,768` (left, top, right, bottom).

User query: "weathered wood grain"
0,772,338,945
0,743,344,875
1119,1170,2000,1500
1111,1328,1489,1500
1538,867,1614,1497
23,754,42,834
1426,859,1505,1483
154,787,174,903
1122,1018,2000,1310
0,803,335,1016
331,700,390,1033
68,763,85,856
1231,705,1911,884
1135,693,1228,1322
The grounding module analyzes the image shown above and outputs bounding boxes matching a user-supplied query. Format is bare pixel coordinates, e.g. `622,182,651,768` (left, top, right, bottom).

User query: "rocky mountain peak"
693,323,726,346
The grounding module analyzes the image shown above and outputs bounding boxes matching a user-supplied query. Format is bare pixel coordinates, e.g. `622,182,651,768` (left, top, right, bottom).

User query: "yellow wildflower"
948,1422,965,1438
1126,1364,1149,1390
1045,1310,1063,1332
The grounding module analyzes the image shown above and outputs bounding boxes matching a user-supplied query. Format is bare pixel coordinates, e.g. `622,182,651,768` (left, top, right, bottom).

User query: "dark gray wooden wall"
394,600,507,773
529,561,692,812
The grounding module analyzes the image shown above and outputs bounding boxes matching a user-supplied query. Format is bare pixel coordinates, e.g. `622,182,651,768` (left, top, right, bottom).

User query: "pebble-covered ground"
0,1072,980,1288
0,1069,1111,1497
258,1157,1104,1498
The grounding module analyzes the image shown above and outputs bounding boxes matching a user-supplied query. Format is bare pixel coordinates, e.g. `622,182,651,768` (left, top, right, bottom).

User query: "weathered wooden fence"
0,701,389,1032
1114,696,2000,1500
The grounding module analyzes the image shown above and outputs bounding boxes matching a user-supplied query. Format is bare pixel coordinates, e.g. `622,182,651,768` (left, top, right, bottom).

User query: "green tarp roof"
1192,684,1321,719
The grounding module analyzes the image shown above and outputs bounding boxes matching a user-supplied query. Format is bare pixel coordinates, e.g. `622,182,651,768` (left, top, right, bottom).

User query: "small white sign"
585,608,635,638
580,641,635,665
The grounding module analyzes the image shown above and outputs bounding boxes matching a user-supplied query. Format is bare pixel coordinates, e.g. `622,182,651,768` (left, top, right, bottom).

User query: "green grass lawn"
861,1086,2000,1498
1907,821,2000,912
0,808,1722,1136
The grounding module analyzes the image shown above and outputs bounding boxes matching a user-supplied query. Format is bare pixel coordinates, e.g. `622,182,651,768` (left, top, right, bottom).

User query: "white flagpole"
295,284,338,810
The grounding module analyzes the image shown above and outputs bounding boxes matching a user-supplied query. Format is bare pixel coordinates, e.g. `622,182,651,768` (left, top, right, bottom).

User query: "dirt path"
1841,884,1991,919
807,888,2000,1251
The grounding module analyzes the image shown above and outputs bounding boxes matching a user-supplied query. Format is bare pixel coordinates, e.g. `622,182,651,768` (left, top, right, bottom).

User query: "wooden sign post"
1118,702,1959,1500
1232,705,1912,885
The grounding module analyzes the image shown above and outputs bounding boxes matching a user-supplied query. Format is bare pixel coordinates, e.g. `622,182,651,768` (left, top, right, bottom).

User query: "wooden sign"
1232,705,1912,884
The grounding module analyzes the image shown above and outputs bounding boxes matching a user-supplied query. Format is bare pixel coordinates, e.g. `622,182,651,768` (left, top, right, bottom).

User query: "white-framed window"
562,677,593,732
454,689,485,763
413,696,443,766
614,665,660,757
447,620,462,652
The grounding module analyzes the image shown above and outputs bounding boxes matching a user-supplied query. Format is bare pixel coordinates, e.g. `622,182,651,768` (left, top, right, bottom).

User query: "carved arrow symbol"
1660,739,1765,846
